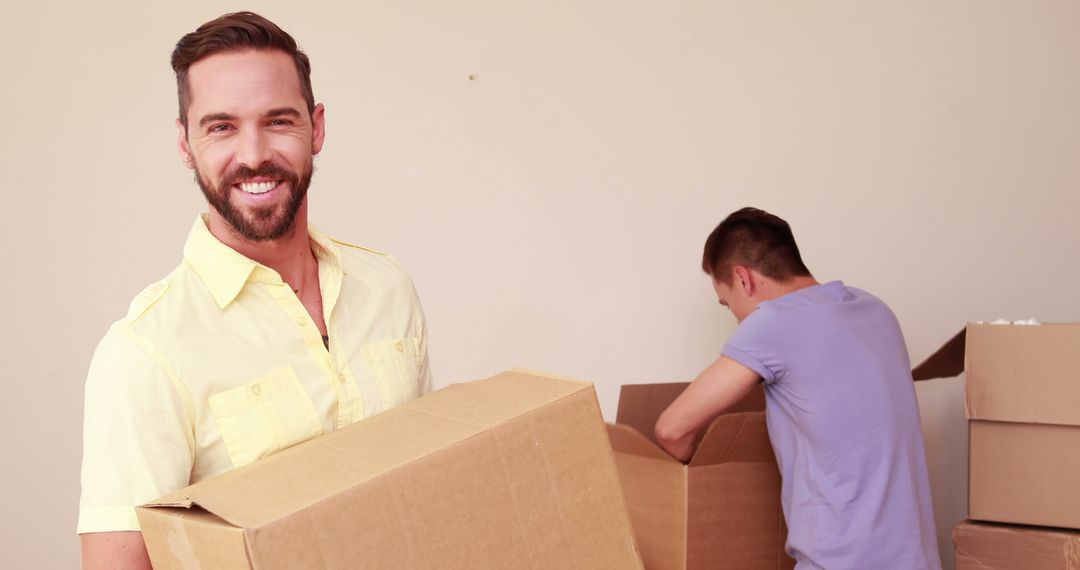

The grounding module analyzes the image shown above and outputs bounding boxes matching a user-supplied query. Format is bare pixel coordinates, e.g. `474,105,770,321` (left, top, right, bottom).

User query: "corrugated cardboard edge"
507,367,591,385
141,370,595,529
144,498,194,509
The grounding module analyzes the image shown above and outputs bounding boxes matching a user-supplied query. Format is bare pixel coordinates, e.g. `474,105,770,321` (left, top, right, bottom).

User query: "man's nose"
236,128,272,169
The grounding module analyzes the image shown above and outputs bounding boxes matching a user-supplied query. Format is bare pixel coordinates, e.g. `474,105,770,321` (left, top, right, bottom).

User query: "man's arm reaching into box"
654,355,760,461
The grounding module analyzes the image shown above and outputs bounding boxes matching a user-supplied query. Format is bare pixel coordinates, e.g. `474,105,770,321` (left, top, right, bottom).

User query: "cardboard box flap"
615,383,691,445
136,505,251,570
689,411,774,468
147,370,592,530
606,423,678,463
911,328,966,381
966,324,1080,425
143,495,195,509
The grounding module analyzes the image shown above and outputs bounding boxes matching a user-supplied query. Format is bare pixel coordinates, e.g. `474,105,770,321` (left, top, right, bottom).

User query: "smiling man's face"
177,49,325,242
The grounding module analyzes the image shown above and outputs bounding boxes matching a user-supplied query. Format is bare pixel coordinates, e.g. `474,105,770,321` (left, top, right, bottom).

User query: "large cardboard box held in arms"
953,520,1080,570
135,370,644,570
913,323,1080,529
606,383,795,570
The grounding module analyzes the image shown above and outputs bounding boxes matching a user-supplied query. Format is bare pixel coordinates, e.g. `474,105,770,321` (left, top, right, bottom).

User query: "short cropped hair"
702,207,812,285
171,11,315,127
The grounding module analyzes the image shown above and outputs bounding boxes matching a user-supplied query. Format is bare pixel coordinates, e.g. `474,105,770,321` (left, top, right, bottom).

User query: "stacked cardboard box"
137,370,644,570
953,520,1080,569
606,383,795,570
914,323,1080,569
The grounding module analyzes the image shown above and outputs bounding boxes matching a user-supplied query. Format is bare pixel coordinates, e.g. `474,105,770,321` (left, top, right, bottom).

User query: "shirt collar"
182,215,344,309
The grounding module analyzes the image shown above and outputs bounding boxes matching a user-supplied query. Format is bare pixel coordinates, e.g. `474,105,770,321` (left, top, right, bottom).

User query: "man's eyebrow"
265,107,302,119
198,112,237,128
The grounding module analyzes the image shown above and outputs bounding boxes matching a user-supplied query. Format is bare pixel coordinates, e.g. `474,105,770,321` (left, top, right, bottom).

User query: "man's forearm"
655,424,697,462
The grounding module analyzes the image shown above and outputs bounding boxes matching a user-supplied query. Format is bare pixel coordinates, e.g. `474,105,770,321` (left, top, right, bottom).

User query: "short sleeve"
415,316,433,396
721,307,786,384
399,256,432,396
77,325,195,534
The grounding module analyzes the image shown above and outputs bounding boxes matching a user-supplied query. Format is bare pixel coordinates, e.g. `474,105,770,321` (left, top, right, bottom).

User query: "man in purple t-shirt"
656,207,941,569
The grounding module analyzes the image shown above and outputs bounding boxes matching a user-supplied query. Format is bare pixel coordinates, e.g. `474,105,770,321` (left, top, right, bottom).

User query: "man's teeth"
239,181,277,194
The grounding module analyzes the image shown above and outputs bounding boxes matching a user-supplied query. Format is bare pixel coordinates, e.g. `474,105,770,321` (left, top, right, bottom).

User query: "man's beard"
195,161,313,242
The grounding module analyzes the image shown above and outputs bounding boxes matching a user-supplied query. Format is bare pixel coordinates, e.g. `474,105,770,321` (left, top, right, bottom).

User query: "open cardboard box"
953,520,1080,569
913,323,1080,529
606,383,794,570
136,370,644,570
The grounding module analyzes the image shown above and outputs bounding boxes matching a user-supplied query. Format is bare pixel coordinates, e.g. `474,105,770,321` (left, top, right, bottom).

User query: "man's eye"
269,119,292,126
208,124,232,133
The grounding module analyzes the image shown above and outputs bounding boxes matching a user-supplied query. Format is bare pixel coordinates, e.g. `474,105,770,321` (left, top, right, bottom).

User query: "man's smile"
237,179,281,195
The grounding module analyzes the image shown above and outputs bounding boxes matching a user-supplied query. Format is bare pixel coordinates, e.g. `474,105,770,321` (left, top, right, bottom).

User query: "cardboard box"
606,383,794,570
136,370,644,570
913,323,1080,529
953,520,1080,569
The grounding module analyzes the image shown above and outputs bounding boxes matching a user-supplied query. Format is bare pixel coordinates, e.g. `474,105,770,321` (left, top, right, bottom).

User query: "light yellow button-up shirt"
78,216,431,534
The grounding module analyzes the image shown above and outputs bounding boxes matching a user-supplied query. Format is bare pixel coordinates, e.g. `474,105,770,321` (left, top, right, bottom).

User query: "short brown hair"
702,207,812,285
171,12,315,128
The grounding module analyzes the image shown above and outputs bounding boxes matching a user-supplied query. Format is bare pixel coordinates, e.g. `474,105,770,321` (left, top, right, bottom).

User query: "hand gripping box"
913,323,1080,529
136,370,644,570
953,520,1080,569
605,383,794,570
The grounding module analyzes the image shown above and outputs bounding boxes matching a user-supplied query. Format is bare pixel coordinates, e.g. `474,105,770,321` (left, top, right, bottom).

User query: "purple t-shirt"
722,281,941,570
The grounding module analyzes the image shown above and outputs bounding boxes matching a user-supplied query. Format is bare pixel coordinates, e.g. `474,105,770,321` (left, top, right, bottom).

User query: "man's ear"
310,103,326,156
176,118,195,170
733,265,755,296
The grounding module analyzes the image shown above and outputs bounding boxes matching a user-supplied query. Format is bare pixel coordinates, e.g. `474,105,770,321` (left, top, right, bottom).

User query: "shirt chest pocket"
363,337,421,409
208,367,324,469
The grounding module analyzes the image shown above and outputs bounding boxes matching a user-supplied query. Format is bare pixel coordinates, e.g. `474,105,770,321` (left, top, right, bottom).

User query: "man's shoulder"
326,236,414,283
327,236,388,257
114,263,201,328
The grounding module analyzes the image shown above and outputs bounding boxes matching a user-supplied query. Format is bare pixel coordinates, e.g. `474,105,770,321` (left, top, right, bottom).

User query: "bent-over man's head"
702,207,814,322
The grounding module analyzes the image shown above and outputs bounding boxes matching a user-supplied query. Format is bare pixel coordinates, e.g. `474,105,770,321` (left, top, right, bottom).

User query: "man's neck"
783,275,821,293
761,275,820,302
205,206,316,289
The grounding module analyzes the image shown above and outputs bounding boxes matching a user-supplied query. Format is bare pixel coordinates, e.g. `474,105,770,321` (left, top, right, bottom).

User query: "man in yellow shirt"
78,12,432,569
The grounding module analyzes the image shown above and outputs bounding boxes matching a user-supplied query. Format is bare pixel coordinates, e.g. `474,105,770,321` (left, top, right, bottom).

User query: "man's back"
722,281,941,569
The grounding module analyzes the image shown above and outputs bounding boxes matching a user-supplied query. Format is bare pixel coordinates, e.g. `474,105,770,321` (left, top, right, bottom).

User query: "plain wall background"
2,1,1078,568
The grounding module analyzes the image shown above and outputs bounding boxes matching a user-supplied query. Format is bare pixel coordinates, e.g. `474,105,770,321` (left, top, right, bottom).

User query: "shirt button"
295,316,308,327
394,341,405,354
337,373,347,384
250,384,262,398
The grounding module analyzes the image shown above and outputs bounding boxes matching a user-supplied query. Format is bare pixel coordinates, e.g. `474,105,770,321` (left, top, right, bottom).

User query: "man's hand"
655,356,761,462
81,531,152,570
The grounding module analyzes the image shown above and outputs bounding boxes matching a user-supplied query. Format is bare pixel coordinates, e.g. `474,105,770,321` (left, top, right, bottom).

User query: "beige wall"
3,1,1078,568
